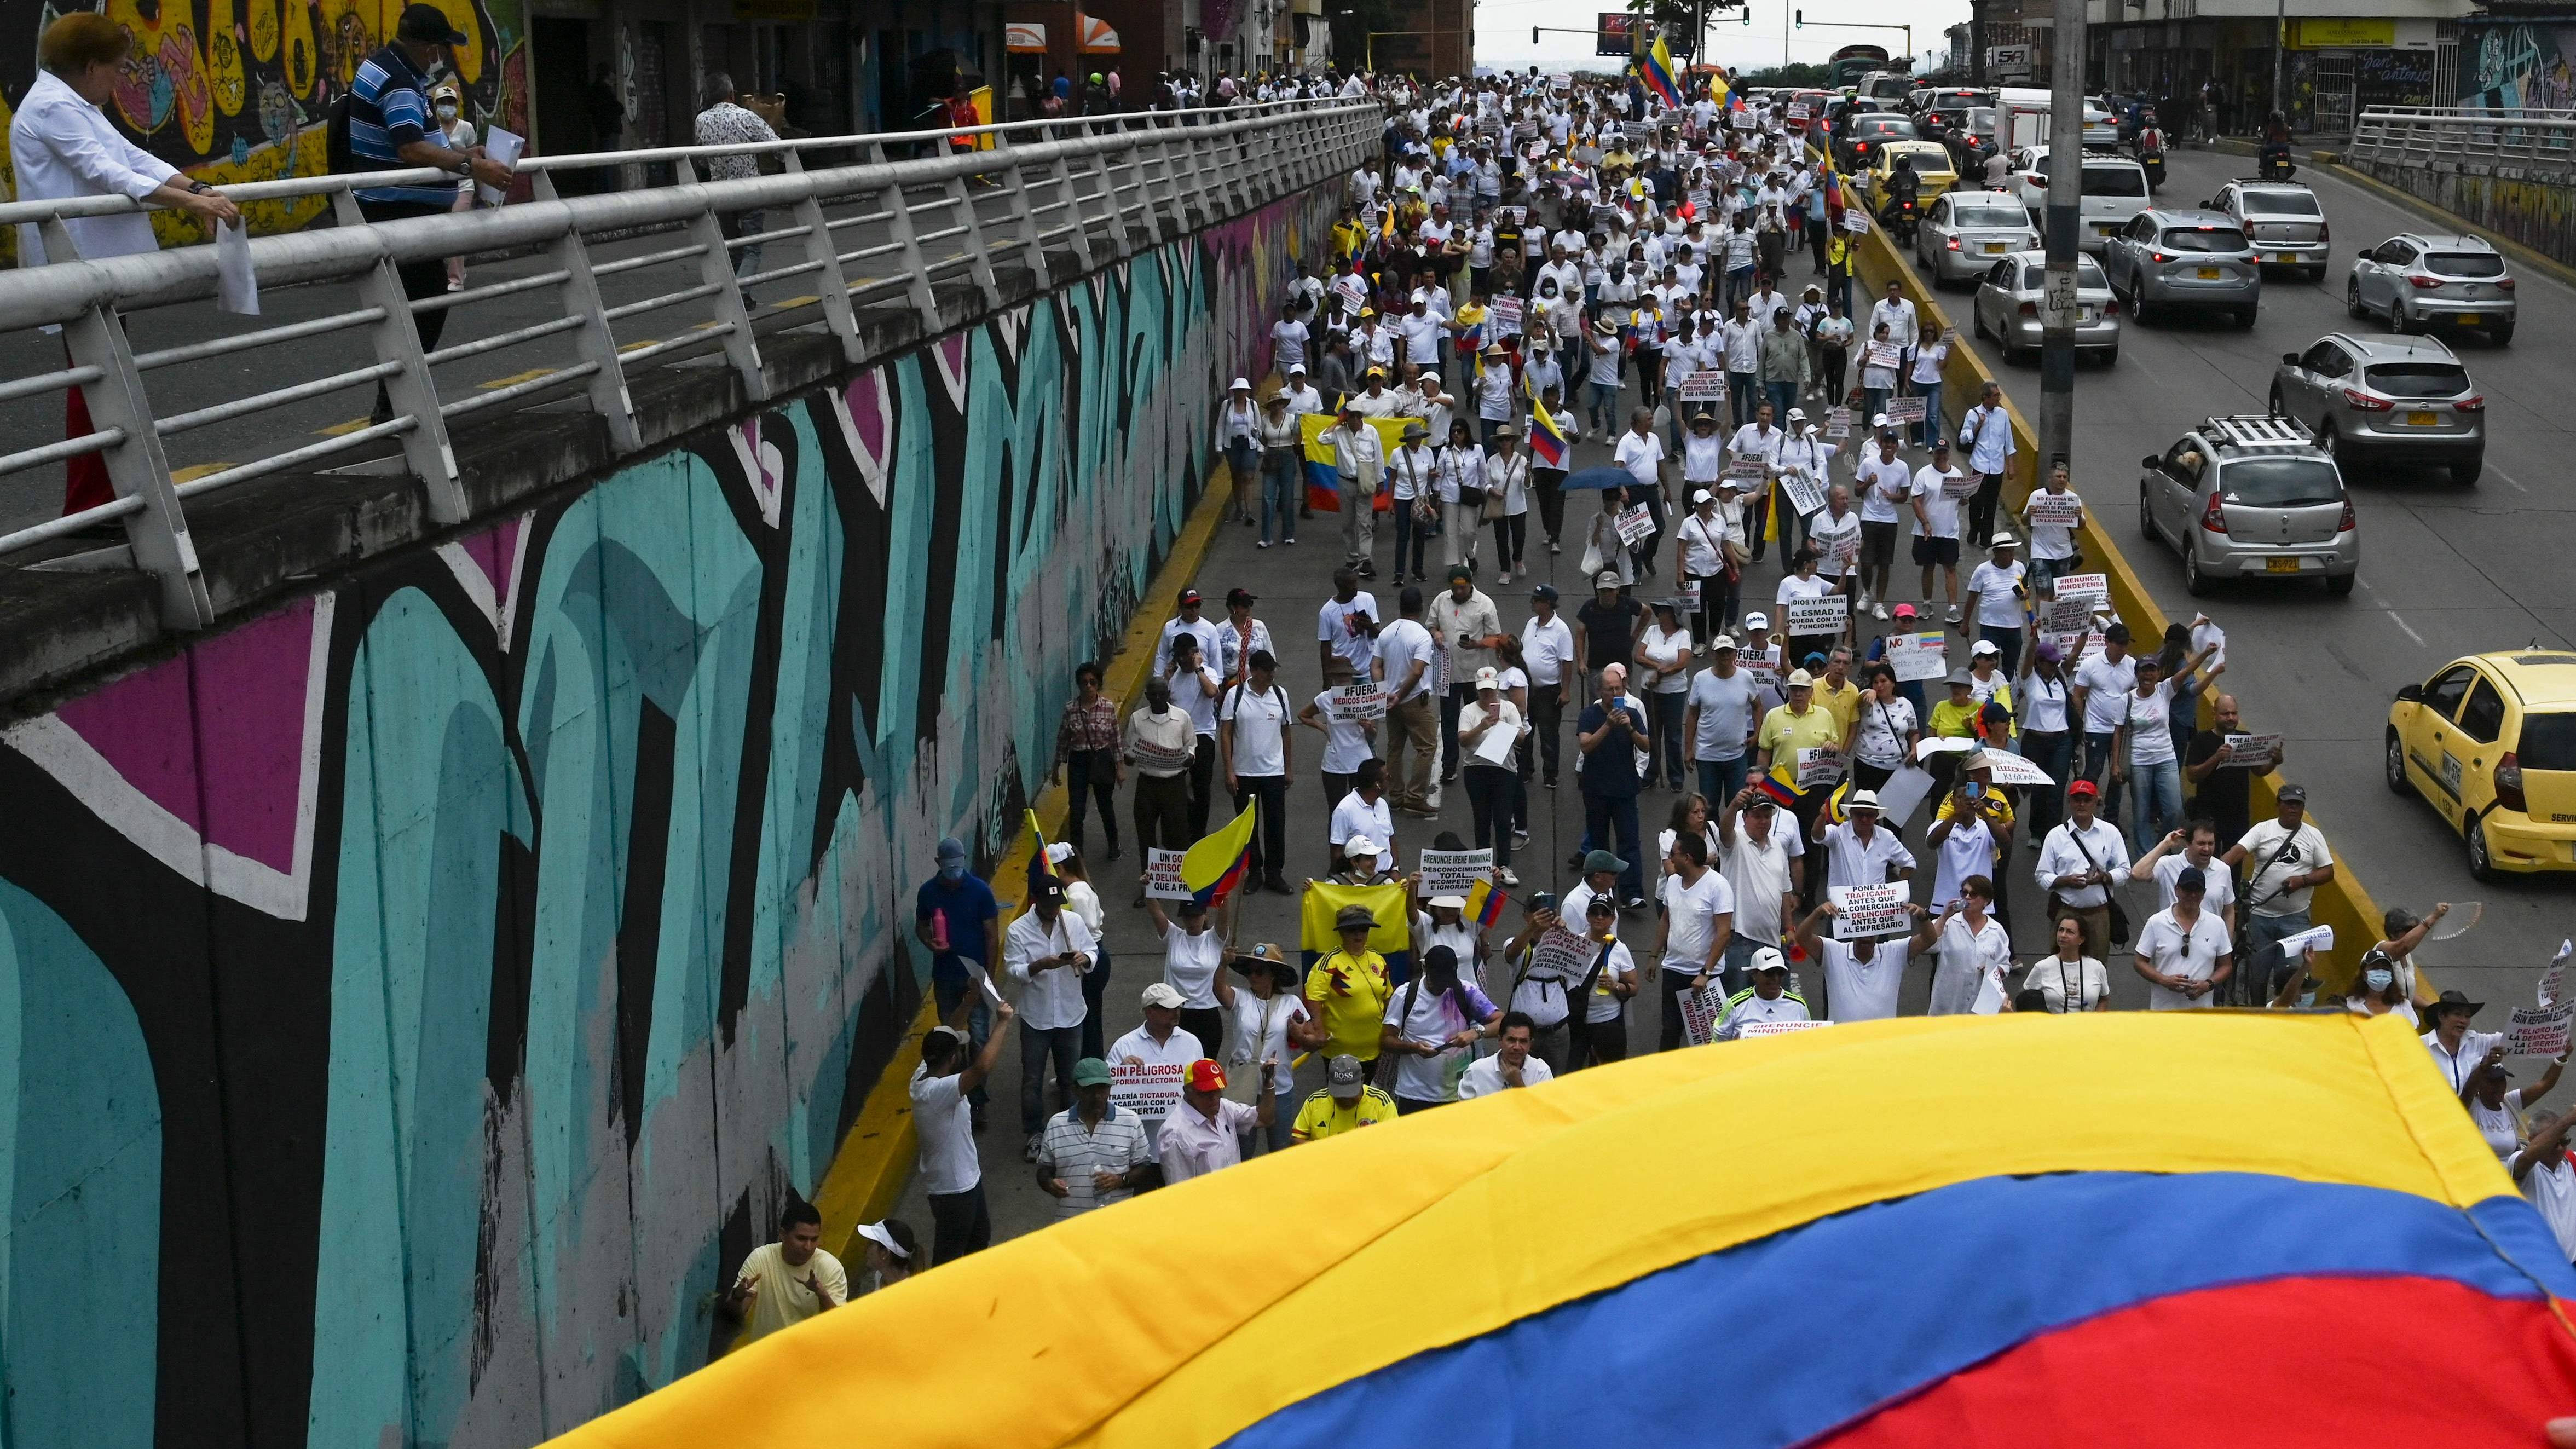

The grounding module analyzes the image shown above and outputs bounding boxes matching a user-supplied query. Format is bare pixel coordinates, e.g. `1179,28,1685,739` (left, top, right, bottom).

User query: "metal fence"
2348,104,2576,168
0,100,1379,627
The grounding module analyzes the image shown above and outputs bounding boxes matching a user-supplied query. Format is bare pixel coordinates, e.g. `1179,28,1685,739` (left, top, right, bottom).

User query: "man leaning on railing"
336,3,517,426
8,12,244,518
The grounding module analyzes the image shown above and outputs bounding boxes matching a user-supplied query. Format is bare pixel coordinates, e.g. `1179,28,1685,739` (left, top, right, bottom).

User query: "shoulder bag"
2054,822,2131,948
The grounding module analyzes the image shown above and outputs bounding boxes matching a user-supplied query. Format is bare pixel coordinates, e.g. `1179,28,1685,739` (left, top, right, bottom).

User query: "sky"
1468,0,1976,78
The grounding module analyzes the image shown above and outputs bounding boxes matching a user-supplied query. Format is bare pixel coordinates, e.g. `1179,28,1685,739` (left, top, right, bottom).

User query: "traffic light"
1794,8,1803,23
1533,25,1540,42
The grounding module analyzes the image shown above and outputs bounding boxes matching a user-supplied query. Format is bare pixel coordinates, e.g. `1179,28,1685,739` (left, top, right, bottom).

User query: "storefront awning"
1078,13,1120,52
1007,21,1046,51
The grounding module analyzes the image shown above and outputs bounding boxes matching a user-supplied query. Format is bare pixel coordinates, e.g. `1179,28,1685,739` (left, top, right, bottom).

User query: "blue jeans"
2242,909,2313,1005
1078,946,1113,1060
1726,264,1757,307
2028,553,2071,592
1729,372,1760,429
1697,754,1749,807
2128,757,2183,856
1019,1022,1079,1135
1589,376,1621,429
1861,386,1891,429
931,960,993,1108
1720,934,1759,997
1766,380,1799,424
1259,449,1298,544
1391,497,1427,578
1649,690,1688,787
1582,788,1645,902
1910,380,1944,448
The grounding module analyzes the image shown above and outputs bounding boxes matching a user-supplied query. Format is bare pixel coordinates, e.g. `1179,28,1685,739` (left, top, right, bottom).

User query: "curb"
1850,218,2390,994
2312,158,2576,296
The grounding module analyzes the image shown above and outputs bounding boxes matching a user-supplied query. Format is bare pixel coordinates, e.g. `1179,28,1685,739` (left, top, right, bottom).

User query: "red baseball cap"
1186,1059,1227,1093
2067,778,2099,799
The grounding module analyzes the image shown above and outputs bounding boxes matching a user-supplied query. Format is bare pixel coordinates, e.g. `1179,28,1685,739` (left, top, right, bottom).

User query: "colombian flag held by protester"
1301,413,1407,513
1021,807,1059,901
1708,68,1730,109
1464,876,1507,928
1528,395,1569,469
1640,37,1682,109
1297,880,1414,983
1180,800,1257,907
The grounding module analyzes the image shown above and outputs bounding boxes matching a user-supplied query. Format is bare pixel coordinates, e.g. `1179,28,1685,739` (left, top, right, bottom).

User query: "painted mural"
2461,19,2576,114
0,0,530,258
0,185,1329,1448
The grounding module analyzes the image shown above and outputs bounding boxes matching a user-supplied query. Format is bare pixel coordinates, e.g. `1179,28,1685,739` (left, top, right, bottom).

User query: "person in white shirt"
1903,322,1950,450
1957,380,2017,545
1909,438,1968,624
1674,484,1739,641
2021,457,2083,592
1458,1011,1557,1097
1815,790,1916,892
1374,586,1443,812
1003,878,1100,1148
2221,786,2337,1006
909,1001,1016,1262
2069,621,2140,820
1033,1060,1154,1219
1157,1057,1276,1184
2025,914,2112,1013
2424,990,2508,1094
1612,407,1673,557
2130,819,2239,917
1379,943,1501,1109
1869,279,1920,353
2111,646,2219,857
2035,779,2130,961
2514,1105,2576,1266
1963,533,2029,673
1654,832,1737,1035
1850,431,1913,619
1718,299,1766,431
1219,650,1296,892
1714,945,1812,1039
1327,407,1387,571
1806,482,1863,600
1316,569,1381,686
2133,866,2234,1009
1110,982,1206,1162
1791,898,1916,1022
1919,877,2012,1015
1270,301,1313,374
1211,945,1316,1154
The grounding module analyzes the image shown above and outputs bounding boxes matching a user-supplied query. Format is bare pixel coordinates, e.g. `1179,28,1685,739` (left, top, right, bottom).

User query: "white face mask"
436,103,459,120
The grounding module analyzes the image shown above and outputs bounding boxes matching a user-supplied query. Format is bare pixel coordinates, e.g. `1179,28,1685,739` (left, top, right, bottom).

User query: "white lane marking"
2356,576,2427,645
2486,464,2531,494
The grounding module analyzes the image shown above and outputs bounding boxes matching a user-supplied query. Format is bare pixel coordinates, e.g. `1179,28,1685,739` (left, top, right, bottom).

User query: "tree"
1737,62,1830,88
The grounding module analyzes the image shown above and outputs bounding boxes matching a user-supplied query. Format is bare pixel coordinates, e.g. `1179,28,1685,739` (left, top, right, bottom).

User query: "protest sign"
1795,745,1849,790
1884,630,1947,683
1864,341,1902,370
2190,614,2227,672
1875,763,1938,828
1842,210,1871,234
1143,847,1194,902
1776,469,1827,518
1886,397,1927,424
1826,407,1853,440
2220,733,2284,769
2544,940,2574,1011
1616,504,1657,547
1128,734,1196,772
1678,580,1701,610
2052,572,2109,615
1740,1019,1829,1037
1832,882,1912,939
1682,371,1727,401
2025,492,2083,528
2274,923,2335,957
1489,295,1524,333
1550,72,1572,90
1941,467,1978,499
2508,1004,2576,1059
1784,596,1847,637
1329,681,1388,721
1788,103,1811,120
1528,924,1599,983
1724,457,1770,484
1678,983,1729,1046
1978,751,2055,788
1420,848,1493,896
1110,1060,1187,1118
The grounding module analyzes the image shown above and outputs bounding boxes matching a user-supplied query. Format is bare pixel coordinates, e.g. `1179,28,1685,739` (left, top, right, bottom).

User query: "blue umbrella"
1562,466,1637,492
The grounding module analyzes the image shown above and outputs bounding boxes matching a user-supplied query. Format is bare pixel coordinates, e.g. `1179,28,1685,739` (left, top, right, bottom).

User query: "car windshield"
2242,188,2321,215
1967,107,1996,128
2521,713,2576,772
2018,257,2108,288
2362,362,2472,398
2218,458,2343,508
1955,206,2030,228
2081,167,2147,197
2161,227,2249,252
2429,251,2508,277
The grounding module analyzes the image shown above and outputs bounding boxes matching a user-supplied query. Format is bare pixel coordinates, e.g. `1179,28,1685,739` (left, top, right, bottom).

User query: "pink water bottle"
929,907,950,952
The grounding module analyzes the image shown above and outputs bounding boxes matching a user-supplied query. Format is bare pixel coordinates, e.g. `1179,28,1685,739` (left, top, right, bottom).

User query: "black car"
1837,112,1921,172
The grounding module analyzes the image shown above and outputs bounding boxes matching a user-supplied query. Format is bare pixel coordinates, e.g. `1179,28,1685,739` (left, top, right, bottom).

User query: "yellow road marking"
170,463,230,482
478,367,556,389
316,418,370,436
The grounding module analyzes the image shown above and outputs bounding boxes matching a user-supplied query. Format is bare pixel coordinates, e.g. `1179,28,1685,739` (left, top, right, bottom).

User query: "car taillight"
2455,395,2485,412
2151,251,2169,263
2341,388,2394,411
1946,236,1960,250
2407,274,2444,288
2337,499,2357,532
2018,301,2037,316
2497,752,2528,813
2497,276,2517,290
2105,298,2121,314
2319,221,2330,243
2200,492,2229,534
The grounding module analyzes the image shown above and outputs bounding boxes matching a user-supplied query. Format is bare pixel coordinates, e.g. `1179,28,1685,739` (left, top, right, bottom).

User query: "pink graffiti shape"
462,516,524,611
843,372,887,460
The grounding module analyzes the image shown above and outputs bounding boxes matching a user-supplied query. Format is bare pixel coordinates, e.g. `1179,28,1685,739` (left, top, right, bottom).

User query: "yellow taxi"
2386,649,2576,878
1862,140,1959,209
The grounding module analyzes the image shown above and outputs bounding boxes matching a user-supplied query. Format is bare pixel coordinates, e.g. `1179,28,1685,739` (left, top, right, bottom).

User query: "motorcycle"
2132,132,2167,189
1878,194,1921,247
2257,143,2297,181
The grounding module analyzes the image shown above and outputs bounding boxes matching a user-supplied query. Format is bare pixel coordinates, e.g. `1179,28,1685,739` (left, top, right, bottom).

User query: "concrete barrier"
1849,220,2389,992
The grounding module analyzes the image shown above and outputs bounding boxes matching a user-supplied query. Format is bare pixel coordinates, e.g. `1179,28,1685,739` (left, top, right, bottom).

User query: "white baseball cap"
1749,945,1789,973
1475,666,1501,688
1971,639,2002,656
854,1220,912,1259
1871,413,1892,428
1743,611,1771,630
1691,488,1713,505
1344,833,1381,857
1711,634,1738,651
1141,982,1186,1010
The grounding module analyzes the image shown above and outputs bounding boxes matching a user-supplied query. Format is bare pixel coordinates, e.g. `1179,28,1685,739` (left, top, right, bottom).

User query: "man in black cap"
2221,783,2334,1006
344,5,516,423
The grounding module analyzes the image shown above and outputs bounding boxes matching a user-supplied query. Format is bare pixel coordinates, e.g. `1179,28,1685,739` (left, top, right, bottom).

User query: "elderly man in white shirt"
1003,878,1099,1151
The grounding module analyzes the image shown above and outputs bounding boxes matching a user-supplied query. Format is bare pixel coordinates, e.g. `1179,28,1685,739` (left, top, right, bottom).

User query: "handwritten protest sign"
1143,848,1194,901
1842,210,1872,234
1489,295,1524,333
1832,883,1913,939
2220,733,2284,769
2025,492,2083,528
1978,751,2055,788
1328,681,1388,721
1784,596,1847,636
2509,1004,2575,1059
1776,469,1826,518
1528,923,1599,983
1111,1060,1187,1118
1882,630,1947,683
1678,983,1729,1046
1864,341,1902,370
1682,371,1727,401
1886,397,1927,424
1941,467,1979,499
2052,572,2109,615
1678,581,1702,610
1616,504,1657,547
1419,848,1493,896
1826,407,1853,440
1796,745,1849,790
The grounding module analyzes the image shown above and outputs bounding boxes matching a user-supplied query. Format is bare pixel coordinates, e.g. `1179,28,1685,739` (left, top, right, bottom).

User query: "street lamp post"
2038,0,2086,485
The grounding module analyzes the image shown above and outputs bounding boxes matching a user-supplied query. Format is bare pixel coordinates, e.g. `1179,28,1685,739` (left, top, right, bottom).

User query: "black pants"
1658,961,1708,1052
1530,685,1565,784
1441,683,1474,780
1187,736,1217,836
1575,1011,1627,1068
1235,774,1289,878
1134,772,1192,855
355,198,453,414
1968,471,2007,546
1079,945,1114,1060
1066,748,1120,857
928,1184,991,1265
1492,512,1526,573
1536,470,1568,541
1464,764,1517,867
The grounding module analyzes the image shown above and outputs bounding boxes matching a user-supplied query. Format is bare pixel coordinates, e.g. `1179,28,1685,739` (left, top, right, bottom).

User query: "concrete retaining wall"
2342,152,2576,270
0,184,1339,1449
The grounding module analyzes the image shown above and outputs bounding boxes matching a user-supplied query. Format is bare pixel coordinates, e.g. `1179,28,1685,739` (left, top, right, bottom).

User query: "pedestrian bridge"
0,100,1369,1449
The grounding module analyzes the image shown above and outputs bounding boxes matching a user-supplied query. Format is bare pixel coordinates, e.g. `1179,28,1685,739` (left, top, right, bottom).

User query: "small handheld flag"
1181,800,1258,908
1528,395,1569,470
1464,877,1508,929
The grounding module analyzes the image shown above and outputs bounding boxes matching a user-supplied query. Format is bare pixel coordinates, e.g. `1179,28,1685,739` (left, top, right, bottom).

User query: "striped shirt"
1034,1105,1152,1219
349,47,451,206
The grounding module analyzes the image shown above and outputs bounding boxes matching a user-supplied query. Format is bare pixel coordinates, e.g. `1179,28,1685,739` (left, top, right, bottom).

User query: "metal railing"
0,100,1380,627
2348,104,2576,168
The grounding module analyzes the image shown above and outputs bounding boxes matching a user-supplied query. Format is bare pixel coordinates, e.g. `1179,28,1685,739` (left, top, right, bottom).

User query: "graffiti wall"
0,184,1331,1448
0,0,530,258
2459,18,2576,113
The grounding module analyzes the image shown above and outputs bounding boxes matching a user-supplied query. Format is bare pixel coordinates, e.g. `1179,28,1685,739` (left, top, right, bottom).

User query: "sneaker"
1549,537,1563,553
1025,1133,1043,1163
1359,563,1377,578
1105,844,1122,862
1263,872,1292,896
1500,866,1521,887
1256,539,1272,549
1495,569,1510,585
1544,776,1558,789
1622,895,1647,910
1871,602,1890,621
1391,573,1405,587
1945,604,1963,625
1285,536,1297,545
1242,516,1256,527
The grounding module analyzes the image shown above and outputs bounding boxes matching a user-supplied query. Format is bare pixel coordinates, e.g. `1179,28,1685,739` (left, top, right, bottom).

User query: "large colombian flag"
1640,35,1683,110
1300,413,1409,514
545,1012,2576,1448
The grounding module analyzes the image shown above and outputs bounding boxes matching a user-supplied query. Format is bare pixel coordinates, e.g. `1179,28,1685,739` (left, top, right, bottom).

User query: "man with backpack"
334,4,516,424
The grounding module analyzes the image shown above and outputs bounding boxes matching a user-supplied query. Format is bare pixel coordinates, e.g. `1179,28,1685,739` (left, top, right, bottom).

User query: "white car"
2007,149,2153,253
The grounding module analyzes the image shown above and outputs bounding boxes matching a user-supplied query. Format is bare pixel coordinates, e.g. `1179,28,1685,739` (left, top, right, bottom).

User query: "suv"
2136,415,2358,596
1917,189,2041,285
2007,150,2153,251
2387,650,2576,878
2101,207,2261,326
2206,180,2330,281
2268,333,2486,484
1838,111,1920,171
2347,233,2517,344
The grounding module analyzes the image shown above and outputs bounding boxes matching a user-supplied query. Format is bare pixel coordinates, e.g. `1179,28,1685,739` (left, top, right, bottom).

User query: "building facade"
2061,0,2466,132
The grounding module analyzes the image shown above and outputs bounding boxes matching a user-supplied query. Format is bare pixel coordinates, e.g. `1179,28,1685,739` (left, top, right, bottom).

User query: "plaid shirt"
1058,694,1119,756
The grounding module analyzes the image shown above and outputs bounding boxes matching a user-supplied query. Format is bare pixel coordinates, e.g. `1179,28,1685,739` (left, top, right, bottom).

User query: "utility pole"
2272,0,2288,126
2038,0,2086,487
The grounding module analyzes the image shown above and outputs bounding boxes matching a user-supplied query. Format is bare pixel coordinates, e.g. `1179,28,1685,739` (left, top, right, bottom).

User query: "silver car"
2268,333,2487,484
2101,208,2260,327
2208,180,2330,280
1916,189,2040,286
2082,100,2119,147
2137,415,2359,597
1971,251,2121,365
2347,233,2518,344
